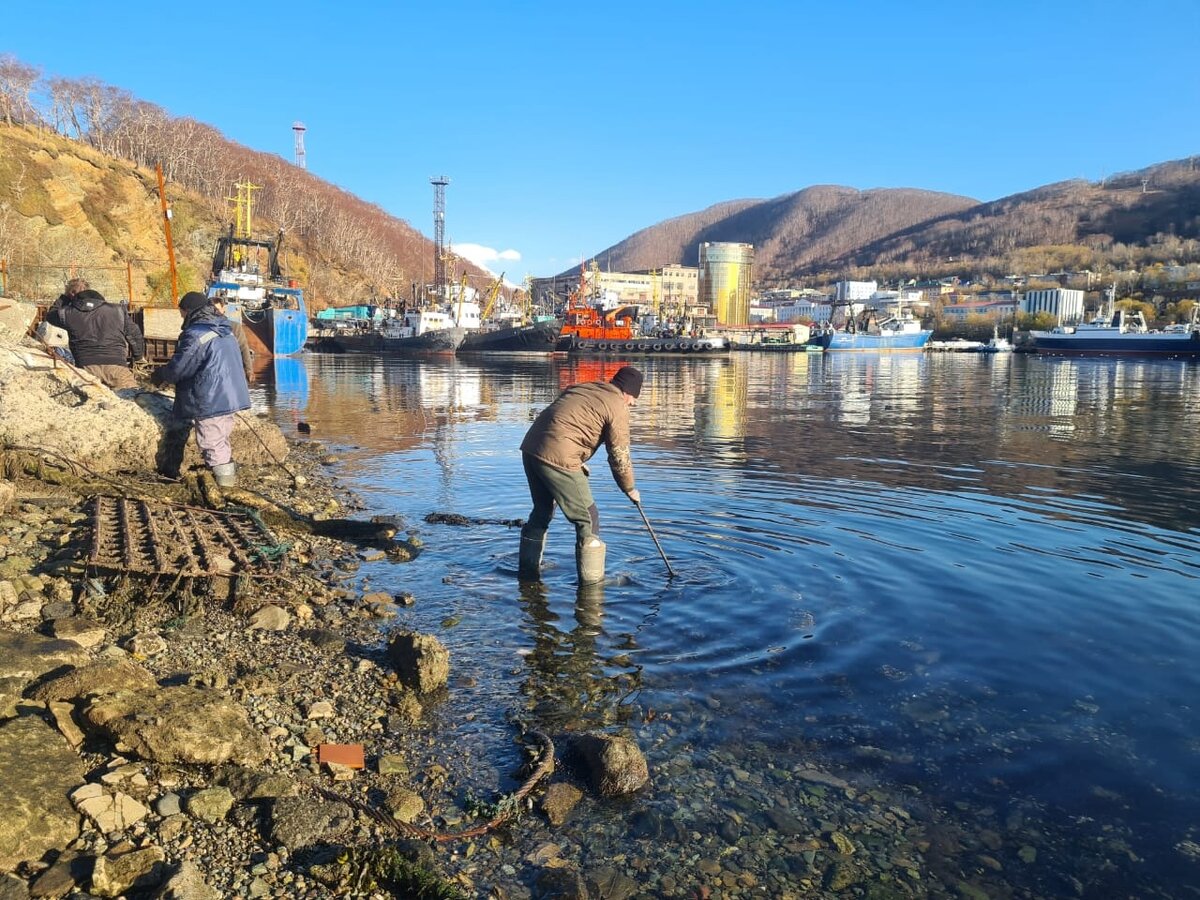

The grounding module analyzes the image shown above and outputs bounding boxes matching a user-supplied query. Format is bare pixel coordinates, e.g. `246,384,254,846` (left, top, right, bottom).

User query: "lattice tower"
431,176,450,300
292,121,307,169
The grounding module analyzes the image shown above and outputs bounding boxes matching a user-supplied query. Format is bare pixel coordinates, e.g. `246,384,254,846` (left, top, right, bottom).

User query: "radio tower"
292,122,307,169
431,175,450,300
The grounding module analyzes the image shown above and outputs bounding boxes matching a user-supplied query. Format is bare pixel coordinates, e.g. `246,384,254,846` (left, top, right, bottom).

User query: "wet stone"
540,782,583,827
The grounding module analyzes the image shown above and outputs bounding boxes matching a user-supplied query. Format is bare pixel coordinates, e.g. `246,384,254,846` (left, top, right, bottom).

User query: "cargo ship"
1031,308,1200,357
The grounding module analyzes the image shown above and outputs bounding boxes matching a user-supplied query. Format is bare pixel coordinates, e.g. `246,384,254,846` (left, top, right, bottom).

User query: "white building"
1022,289,1085,323
834,281,878,303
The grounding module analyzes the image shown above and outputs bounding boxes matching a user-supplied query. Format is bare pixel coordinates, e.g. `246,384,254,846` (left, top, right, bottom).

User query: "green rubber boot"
518,526,547,580
576,536,606,586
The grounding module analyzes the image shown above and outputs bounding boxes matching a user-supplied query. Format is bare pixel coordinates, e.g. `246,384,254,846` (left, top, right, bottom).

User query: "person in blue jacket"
150,291,251,487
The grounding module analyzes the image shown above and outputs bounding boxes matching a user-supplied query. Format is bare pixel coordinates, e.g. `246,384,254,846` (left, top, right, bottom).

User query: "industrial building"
699,242,754,326
1022,288,1085,323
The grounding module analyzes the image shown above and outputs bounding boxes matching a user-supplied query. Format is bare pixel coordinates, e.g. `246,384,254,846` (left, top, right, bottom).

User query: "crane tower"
292,121,307,169
431,175,450,300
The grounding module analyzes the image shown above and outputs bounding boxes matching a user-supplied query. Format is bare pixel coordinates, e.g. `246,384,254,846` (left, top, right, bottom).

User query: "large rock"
82,686,269,766
29,656,158,703
90,847,166,898
0,715,84,872
140,391,289,476
567,732,650,797
265,796,353,850
0,341,160,474
0,630,90,683
150,861,221,900
387,631,449,694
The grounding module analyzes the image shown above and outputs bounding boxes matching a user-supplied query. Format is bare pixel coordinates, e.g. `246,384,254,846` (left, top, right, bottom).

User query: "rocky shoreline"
1,426,664,899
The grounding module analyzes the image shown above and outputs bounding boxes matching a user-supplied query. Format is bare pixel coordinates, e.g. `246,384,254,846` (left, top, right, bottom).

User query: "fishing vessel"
1031,307,1200,357
206,183,307,357
456,273,562,353
324,306,471,354
811,309,932,352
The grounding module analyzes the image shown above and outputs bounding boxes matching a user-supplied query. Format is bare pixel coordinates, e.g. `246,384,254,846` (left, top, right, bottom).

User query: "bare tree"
0,55,41,125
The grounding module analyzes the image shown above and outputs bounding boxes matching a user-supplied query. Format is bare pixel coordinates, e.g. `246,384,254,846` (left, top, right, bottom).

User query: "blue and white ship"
810,310,932,352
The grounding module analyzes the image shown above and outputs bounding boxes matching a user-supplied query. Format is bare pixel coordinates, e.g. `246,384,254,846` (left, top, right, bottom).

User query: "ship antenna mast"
431,176,450,301
292,122,307,169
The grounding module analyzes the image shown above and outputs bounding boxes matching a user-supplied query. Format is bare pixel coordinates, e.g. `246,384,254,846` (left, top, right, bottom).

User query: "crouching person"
150,291,250,487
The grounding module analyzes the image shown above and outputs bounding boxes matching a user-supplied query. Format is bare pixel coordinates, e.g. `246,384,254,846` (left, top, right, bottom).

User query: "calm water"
262,351,1200,896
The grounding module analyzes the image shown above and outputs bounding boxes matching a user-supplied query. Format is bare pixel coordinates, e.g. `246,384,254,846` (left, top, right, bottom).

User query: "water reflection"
515,581,640,732
275,351,1200,897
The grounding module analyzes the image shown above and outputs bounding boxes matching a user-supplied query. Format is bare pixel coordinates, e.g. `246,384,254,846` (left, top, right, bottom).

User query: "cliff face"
0,124,450,309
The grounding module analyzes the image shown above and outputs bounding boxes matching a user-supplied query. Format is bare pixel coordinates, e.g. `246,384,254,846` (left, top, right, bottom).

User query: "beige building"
699,242,754,325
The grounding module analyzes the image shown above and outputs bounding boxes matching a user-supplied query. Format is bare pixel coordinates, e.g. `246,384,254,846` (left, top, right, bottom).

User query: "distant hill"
575,186,976,282
571,158,1200,285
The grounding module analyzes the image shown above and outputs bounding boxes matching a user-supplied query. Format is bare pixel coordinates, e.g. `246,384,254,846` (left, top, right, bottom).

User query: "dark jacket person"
150,292,251,487
47,288,145,389
519,365,643,585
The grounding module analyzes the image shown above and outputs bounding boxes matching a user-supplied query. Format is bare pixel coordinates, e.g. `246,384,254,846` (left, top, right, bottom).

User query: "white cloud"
451,243,522,271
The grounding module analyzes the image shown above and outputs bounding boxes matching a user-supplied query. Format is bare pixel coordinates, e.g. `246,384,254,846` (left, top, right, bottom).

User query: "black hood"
70,290,105,312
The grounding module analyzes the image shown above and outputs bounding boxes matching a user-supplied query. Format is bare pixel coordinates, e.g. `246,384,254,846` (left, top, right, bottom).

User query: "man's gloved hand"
627,488,641,505
148,367,166,387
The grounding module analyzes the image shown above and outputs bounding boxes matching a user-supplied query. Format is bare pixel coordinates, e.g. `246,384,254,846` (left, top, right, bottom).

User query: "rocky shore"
0,297,658,899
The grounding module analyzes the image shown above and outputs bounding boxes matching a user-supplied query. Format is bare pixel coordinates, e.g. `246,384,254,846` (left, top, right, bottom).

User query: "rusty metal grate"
88,496,286,577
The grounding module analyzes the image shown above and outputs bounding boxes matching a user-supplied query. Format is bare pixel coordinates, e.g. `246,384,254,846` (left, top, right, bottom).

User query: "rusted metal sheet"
88,496,285,577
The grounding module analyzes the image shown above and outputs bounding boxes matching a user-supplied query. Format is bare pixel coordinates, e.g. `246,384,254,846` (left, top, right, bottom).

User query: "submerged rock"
567,732,650,797
541,782,584,826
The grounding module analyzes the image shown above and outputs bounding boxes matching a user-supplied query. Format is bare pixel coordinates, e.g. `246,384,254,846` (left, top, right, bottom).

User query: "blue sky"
5,0,1199,280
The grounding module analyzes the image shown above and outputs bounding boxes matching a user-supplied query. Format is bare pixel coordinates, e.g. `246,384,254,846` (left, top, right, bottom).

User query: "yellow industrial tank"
698,242,754,326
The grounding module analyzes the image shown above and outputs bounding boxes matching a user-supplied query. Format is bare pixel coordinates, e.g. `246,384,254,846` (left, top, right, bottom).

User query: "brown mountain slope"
572,186,978,282
837,158,1200,275
581,156,1200,285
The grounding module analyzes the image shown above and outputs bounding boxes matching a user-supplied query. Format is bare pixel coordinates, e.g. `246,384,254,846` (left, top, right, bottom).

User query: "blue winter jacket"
156,308,251,421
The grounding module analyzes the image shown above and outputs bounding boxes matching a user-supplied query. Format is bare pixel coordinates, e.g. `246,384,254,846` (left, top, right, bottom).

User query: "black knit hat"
610,366,644,399
179,291,211,313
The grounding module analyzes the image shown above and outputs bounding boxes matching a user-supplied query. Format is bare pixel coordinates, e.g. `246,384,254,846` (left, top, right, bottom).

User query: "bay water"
261,351,1200,896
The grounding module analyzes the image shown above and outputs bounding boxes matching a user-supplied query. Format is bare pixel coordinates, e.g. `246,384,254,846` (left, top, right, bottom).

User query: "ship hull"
240,306,308,357
823,330,932,352
382,327,466,354
458,320,561,354
1031,333,1200,357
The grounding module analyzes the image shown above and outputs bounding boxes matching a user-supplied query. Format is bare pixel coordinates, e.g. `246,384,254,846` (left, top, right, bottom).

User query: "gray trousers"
194,414,236,467
523,453,600,546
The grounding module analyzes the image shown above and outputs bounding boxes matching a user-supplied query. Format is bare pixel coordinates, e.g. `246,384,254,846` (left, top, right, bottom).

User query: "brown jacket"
521,381,636,493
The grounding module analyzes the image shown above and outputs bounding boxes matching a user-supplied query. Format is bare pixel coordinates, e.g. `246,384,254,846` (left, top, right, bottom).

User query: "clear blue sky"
6,0,1199,280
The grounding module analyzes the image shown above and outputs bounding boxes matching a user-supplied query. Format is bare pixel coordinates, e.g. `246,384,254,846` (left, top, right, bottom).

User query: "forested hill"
0,55,486,307
574,158,1200,285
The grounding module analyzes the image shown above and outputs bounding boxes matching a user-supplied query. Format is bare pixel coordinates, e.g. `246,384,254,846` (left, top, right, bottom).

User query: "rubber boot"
518,525,547,580
211,462,237,488
576,536,606,586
